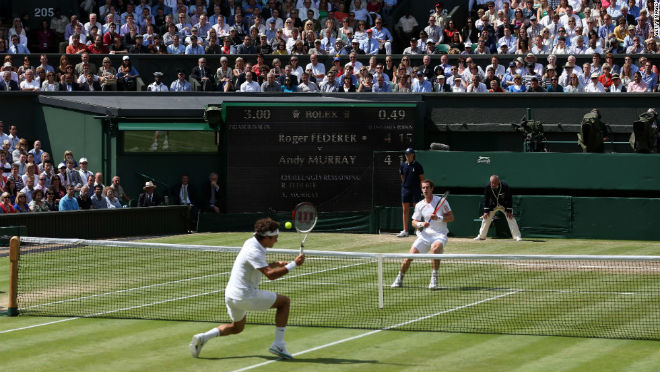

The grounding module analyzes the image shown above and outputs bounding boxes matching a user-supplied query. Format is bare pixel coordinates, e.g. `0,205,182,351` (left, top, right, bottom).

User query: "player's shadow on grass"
201,355,388,365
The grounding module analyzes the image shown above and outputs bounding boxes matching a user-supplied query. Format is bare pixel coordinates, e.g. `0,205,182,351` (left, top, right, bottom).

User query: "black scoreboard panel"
372,151,407,207
224,103,416,213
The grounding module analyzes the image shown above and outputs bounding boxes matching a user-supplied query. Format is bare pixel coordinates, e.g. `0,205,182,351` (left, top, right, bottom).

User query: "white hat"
79,157,88,163
58,162,66,169
122,56,130,61
143,181,157,189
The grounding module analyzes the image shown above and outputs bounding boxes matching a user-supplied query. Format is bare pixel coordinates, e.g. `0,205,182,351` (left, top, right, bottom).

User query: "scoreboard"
223,102,417,213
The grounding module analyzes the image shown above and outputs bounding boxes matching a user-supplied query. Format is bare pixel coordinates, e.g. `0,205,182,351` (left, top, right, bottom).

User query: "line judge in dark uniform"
397,148,424,237
474,174,522,241
138,181,163,207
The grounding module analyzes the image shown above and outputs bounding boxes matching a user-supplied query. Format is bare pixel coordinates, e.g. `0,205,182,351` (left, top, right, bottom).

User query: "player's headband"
256,229,279,237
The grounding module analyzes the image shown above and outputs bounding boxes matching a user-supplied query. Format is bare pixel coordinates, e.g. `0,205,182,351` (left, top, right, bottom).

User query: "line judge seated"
138,181,163,207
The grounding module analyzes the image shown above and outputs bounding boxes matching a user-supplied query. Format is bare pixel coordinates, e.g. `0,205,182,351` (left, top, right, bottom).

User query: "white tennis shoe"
515,237,523,242
269,342,293,359
473,236,485,240
391,275,403,288
396,230,409,238
189,333,206,358
428,275,438,290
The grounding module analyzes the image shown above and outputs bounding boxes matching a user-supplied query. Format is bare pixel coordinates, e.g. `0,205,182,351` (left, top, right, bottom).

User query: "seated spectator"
240,71,261,92
527,77,546,92
41,71,61,91
585,72,606,92
138,181,161,207
373,73,393,92
28,189,48,212
627,71,648,92
98,57,118,91
116,56,140,91
44,189,58,211
58,185,79,211
0,191,16,213
103,22,120,45
489,79,505,92
190,57,215,91
105,187,122,208
108,176,130,205
20,70,40,91
5,178,18,204
546,76,564,92
261,72,282,92
170,69,192,91
129,35,150,53
298,71,320,92
202,172,222,213
608,73,627,92
467,75,488,92
109,37,128,54
14,191,29,213
281,75,298,92
8,34,30,54
508,75,527,92
66,34,87,54
89,35,110,54
81,72,102,91
0,70,19,91
49,176,65,201
90,184,108,209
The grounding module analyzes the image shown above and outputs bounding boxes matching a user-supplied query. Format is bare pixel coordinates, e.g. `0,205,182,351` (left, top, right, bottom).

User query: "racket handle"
300,241,304,254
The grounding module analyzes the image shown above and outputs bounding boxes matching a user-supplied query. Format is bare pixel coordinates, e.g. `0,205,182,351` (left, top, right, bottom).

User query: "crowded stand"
0,0,657,93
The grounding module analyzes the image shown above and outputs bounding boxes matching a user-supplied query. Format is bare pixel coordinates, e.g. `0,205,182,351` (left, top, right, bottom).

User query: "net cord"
17,236,660,262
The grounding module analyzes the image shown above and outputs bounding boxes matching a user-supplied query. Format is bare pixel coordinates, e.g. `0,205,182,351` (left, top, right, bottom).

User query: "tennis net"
11,236,660,340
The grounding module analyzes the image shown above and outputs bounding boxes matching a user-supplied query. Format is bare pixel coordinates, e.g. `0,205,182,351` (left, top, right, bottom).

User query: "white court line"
4,260,373,334
0,317,80,334
229,290,521,372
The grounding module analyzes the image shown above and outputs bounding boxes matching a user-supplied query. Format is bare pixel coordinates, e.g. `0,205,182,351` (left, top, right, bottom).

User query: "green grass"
1,233,659,372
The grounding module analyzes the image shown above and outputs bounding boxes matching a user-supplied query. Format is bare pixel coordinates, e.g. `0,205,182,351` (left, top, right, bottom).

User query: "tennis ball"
284,221,292,229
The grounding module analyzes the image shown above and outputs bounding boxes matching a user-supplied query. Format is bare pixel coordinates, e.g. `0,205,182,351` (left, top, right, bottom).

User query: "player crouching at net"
392,180,454,290
189,218,305,359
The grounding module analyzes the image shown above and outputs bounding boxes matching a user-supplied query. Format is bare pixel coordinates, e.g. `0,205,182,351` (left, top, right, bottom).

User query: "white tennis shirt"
412,195,452,235
225,236,269,300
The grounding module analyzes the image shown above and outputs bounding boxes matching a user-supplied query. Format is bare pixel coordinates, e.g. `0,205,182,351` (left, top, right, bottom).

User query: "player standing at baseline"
190,218,305,359
392,179,454,289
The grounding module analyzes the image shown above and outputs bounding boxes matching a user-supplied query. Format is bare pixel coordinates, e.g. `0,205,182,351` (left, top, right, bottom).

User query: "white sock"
432,270,438,276
202,328,220,341
275,327,286,344
398,272,404,278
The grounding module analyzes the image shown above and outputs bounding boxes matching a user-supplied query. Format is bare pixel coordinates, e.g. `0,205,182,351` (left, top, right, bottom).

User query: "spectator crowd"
0,0,657,93
0,119,133,213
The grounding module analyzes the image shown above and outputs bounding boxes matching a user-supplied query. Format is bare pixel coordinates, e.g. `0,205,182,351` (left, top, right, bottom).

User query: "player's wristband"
285,262,297,272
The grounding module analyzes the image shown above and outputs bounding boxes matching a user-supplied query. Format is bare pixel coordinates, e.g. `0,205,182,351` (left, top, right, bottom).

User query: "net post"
377,254,384,309
8,236,20,316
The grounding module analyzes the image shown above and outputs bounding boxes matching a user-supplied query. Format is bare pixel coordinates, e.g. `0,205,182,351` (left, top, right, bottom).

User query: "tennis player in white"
391,179,454,289
189,218,305,359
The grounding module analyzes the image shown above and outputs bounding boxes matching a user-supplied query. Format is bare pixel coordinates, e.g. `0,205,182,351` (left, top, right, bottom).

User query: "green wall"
415,151,660,191
41,106,104,180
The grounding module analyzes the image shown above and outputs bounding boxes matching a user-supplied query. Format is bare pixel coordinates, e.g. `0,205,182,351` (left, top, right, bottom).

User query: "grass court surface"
1,233,659,372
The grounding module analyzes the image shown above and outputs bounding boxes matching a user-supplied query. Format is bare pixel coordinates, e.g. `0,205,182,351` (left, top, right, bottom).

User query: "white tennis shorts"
225,290,277,322
413,232,448,253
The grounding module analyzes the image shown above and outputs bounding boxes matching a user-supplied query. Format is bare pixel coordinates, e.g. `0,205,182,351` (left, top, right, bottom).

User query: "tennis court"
2,233,659,372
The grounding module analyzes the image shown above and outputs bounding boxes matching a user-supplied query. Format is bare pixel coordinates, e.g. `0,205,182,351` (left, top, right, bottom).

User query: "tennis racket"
431,191,450,218
292,202,318,254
